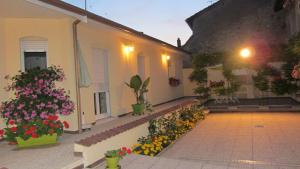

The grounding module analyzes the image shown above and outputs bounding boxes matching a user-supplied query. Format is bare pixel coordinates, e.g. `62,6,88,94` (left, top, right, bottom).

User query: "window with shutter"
20,37,48,71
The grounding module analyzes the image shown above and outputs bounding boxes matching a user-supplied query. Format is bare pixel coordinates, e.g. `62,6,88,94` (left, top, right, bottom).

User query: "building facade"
0,0,190,132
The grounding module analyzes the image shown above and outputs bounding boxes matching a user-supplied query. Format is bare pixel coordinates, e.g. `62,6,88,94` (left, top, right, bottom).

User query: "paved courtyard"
96,113,300,169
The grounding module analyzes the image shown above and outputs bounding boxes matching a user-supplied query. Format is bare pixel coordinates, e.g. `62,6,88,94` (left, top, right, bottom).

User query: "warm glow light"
240,48,251,58
123,45,134,59
162,54,171,66
166,55,170,60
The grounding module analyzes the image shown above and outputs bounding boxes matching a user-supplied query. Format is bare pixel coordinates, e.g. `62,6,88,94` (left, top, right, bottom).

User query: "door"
92,48,110,119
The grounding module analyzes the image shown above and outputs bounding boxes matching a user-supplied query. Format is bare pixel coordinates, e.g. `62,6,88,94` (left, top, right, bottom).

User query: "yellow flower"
144,149,149,155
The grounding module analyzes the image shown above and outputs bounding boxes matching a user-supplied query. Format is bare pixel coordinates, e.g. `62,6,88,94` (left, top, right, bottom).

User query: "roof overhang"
33,0,190,55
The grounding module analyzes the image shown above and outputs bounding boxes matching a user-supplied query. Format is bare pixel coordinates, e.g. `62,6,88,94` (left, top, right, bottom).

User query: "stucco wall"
0,18,79,131
0,18,6,129
183,68,198,96
0,13,186,131
77,20,185,125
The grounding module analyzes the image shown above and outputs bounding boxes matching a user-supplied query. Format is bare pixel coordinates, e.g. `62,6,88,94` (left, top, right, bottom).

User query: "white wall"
183,68,198,96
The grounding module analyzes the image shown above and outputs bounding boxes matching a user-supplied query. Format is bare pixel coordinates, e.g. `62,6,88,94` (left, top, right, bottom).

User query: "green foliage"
189,52,240,97
189,53,225,83
193,85,210,98
105,147,131,158
271,79,298,95
253,33,300,95
147,106,205,140
252,71,269,92
126,75,150,104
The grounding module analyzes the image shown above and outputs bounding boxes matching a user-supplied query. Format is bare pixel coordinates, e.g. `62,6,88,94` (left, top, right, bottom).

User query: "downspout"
72,19,82,133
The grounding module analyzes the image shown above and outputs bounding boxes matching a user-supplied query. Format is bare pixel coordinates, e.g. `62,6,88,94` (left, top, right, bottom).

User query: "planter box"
16,133,57,148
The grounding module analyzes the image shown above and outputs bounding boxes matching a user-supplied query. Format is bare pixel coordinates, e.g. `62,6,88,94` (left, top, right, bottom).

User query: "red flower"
118,151,125,156
10,127,17,132
29,126,36,131
8,120,15,125
49,123,55,128
63,121,69,129
43,120,49,125
25,130,32,135
127,149,132,154
121,147,127,152
0,129,4,137
48,115,59,121
31,133,38,138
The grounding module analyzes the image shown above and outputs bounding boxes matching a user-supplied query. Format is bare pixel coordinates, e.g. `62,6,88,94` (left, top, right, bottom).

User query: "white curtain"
77,43,91,87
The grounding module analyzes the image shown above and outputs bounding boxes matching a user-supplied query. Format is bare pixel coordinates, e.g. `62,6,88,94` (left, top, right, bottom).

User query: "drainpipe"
72,19,82,133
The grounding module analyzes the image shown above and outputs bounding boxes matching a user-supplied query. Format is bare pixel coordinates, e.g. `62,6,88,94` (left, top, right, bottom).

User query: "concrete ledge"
74,100,196,167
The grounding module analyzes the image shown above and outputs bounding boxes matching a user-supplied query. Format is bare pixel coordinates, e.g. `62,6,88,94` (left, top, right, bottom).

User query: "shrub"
0,66,74,142
133,105,205,156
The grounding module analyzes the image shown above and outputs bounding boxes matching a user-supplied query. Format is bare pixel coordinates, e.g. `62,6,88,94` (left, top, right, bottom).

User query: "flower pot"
132,103,145,115
106,157,120,169
16,133,57,148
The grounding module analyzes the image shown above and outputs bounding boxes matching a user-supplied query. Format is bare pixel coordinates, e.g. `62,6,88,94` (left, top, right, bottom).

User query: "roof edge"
186,0,224,29
37,0,190,54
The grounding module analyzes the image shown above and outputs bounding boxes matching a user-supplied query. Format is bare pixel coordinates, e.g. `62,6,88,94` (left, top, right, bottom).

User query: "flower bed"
132,105,205,156
0,66,74,146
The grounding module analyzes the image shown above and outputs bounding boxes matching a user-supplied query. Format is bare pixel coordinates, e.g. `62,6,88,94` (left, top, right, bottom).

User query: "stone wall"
184,0,288,55
286,0,300,36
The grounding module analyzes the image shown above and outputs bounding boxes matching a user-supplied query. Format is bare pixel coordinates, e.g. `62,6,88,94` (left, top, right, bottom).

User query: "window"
168,59,176,78
20,37,48,71
24,52,47,71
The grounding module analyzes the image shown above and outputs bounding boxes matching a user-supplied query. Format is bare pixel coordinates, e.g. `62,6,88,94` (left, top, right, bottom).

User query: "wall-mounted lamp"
162,54,170,65
123,45,134,60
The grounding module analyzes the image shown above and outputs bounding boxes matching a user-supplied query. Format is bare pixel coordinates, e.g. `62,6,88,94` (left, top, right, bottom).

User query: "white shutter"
21,40,48,52
92,48,109,91
137,55,146,80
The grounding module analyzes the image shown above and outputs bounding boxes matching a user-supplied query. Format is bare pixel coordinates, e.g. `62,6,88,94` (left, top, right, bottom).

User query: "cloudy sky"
63,0,217,45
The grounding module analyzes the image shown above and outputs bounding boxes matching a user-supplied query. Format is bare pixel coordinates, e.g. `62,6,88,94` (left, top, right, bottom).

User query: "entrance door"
92,48,110,119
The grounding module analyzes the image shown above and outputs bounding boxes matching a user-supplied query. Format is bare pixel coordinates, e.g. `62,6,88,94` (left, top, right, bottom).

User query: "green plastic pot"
132,103,145,115
16,133,58,148
106,157,120,169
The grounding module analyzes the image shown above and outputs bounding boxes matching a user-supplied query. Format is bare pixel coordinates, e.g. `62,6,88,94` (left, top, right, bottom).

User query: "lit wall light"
240,48,251,59
123,45,134,60
162,54,170,66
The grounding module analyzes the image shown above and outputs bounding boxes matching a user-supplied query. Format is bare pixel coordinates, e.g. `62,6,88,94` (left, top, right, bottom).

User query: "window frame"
20,37,48,72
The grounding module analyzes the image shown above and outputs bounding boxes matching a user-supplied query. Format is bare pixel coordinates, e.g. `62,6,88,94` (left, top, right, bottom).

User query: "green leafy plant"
132,105,205,157
105,147,132,158
190,52,240,98
125,75,150,104
253,71,269,92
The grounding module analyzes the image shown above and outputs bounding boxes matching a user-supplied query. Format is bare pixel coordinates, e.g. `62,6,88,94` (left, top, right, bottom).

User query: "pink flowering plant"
0,66,74,143
292,63,300,79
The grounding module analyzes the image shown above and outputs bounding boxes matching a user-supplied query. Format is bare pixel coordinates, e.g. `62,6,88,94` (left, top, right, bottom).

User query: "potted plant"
0,66,74,147
105,147,131,169
169,77,180,87
125,75,150,115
